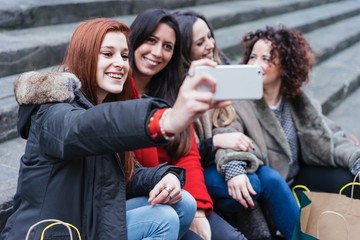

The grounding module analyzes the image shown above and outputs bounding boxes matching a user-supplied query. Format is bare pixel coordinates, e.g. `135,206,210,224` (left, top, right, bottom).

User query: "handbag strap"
317,211,349,240
25,219,81,240
339,171,360,198
292,184,310,206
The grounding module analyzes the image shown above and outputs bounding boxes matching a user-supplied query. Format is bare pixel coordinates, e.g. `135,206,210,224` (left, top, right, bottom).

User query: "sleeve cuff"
221,160,247,181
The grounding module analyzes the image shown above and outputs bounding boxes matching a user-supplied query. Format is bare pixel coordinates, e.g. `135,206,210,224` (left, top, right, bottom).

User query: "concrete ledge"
0,0,243,30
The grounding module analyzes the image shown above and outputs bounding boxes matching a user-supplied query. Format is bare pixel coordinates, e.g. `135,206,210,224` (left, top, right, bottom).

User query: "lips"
144,56,160,66
107,73,123,79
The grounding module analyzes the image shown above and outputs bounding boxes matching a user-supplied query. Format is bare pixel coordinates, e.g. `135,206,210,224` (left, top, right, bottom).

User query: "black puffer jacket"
1,90,183,240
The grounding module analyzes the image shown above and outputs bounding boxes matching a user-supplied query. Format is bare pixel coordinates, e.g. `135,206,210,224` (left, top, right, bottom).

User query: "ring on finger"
163,186,172,194
186,72,194,78
168,194,173,200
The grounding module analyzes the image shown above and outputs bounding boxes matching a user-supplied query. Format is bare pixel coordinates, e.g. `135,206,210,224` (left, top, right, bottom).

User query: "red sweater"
131,78,213,215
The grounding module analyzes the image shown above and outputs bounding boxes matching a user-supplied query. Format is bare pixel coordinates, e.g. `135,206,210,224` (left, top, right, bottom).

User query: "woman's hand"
190,210,211,240
164,59,230,135
227,174,256,208
148,173,182,206
213,132,254,151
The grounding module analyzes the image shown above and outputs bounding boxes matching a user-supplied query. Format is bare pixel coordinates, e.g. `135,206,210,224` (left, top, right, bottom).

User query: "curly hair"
241,25,316,99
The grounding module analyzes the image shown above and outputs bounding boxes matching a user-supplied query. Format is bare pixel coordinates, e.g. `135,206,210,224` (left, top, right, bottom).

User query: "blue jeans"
126,190,196,239
205,165,299,240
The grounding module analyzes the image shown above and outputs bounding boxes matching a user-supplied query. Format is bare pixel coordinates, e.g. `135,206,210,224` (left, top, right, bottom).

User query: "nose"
113,54,125,68
205,38,215,50
151,43,162,58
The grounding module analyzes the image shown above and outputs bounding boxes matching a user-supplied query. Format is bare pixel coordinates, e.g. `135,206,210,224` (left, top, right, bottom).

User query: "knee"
204,165,223,186
155,205,180,225
258,166,284,187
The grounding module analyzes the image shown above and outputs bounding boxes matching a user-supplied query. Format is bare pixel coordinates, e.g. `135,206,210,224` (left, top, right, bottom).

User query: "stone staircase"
1,0,360,232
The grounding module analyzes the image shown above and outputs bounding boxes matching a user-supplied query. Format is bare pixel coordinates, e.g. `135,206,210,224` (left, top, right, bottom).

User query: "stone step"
0,0,346,78
216,0,360,59
0,0,340,30
327,86,360,139
305,40,360,114
0,0,240,30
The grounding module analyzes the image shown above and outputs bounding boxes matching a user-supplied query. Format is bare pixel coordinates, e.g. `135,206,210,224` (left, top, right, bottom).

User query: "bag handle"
338,171,360,198
317,211,349,240
292,185,310,207
25,219,81,240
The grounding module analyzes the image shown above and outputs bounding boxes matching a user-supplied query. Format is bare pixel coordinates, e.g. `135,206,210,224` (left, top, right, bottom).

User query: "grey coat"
214,92,360,182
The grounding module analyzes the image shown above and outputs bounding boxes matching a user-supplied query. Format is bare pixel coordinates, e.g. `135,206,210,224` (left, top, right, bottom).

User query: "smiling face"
190,18,215,61
133,23,176,80
96,31,129,103
247,39,282,91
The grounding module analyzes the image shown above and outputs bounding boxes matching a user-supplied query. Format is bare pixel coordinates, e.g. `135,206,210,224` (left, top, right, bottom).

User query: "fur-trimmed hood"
14,71,81,139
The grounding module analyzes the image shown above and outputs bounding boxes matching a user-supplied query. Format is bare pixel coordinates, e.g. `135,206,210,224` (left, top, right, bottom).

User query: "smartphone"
194,65,263,100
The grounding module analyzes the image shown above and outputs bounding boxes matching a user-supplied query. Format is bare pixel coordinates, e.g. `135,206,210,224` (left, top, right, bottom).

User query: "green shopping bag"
292,191,318,240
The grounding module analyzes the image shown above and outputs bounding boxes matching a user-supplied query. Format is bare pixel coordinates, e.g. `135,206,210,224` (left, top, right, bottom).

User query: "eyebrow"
100,46,129,51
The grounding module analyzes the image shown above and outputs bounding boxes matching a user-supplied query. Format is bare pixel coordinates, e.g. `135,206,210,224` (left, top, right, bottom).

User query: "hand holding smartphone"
195,65,263,100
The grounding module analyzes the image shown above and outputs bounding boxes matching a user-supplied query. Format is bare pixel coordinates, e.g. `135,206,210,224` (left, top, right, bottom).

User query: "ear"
14,71,81,105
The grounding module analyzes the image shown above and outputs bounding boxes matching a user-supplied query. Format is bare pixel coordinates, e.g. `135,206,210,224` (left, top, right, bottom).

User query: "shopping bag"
25,219,81,240
292,173,360,240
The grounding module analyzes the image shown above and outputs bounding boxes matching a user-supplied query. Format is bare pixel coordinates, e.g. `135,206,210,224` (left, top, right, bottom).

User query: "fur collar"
252,92,333,164
14,71,81,105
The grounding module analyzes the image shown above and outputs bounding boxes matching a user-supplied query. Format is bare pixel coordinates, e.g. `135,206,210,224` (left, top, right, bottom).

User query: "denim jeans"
126,190,196,239
204,165,299,240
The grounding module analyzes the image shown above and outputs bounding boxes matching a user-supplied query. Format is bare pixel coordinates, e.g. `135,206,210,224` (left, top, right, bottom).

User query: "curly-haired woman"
212,25,360,239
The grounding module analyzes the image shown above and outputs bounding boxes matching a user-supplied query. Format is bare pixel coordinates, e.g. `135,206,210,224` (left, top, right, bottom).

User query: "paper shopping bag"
293,190,360,240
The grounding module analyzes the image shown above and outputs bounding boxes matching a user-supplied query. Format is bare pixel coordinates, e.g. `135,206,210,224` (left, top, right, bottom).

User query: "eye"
196,40,204,47
262,56,270,63
249,54,256,60
101,51,112,57
146,37,157,44
121,54,129,61
163,43,174,52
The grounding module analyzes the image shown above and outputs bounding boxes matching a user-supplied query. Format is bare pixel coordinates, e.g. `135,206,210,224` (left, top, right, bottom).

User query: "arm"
324,116,360,172
35,98,169,159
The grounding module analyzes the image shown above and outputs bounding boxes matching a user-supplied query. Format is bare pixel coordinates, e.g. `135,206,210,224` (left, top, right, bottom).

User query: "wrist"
212,135,220,150
195,209,206,218
160,108,175,140
148,108,175,140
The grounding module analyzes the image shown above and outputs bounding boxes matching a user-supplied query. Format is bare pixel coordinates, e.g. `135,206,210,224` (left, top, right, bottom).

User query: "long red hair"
61,18,135,182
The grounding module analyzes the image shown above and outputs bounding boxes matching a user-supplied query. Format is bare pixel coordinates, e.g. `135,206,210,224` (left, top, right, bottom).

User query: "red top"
131,78,213,215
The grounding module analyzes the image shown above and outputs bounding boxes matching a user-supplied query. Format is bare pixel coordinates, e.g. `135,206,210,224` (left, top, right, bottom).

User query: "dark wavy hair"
241,25,316,99
129,8,183,105
129,9,192,160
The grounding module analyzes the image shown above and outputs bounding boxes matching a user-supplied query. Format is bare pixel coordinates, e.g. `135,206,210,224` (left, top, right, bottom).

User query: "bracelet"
159,108,175,140
148,108,167,139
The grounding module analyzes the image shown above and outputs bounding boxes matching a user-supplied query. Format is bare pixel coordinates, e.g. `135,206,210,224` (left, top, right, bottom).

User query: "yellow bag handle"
292,184,310,207
25,219,81,240
339,171,360,198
